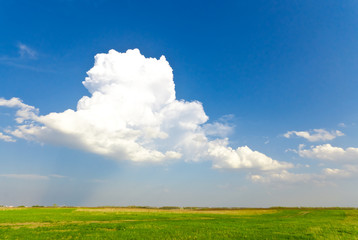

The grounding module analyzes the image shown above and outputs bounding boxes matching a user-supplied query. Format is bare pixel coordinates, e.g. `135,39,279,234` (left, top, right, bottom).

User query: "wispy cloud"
0,43,37,61
89,179,108,183
0,174,49,180
0,173,68,180
0,43,49,72
18,43,37,59
49,174,67,178
283,129,344,142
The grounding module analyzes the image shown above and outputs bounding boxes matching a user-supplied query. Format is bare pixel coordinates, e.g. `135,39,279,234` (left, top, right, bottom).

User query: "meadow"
0,207,357,239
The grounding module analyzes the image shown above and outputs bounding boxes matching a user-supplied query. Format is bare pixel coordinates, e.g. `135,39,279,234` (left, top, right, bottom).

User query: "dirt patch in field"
298,211,310,215
0,207,26,211
0,222,54,229
0,218,219,229
0,220,139,228
75,208,277,215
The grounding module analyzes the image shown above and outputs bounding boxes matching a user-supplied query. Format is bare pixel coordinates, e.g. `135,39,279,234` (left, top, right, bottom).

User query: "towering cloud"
0,49,291,171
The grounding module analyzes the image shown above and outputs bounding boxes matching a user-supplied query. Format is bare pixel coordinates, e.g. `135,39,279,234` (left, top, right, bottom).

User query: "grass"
0,207,357,239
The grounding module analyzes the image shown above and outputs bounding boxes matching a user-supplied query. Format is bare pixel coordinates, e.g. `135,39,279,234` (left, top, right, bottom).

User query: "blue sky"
1,0,358,207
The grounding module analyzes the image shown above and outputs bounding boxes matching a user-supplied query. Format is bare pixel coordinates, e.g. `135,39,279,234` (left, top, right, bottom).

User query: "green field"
0,207,357,239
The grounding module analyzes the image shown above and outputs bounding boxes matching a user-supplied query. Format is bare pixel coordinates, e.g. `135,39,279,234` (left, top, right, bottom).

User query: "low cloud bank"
250,167,353,184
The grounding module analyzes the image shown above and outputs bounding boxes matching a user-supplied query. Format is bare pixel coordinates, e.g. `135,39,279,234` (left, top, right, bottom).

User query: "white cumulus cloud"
0,132,16,142
209,139,292,171
322,168,351,177
0,49,291,172
298,144,358,161
284,129,344,142
250,170,313,183
0,97,39,124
